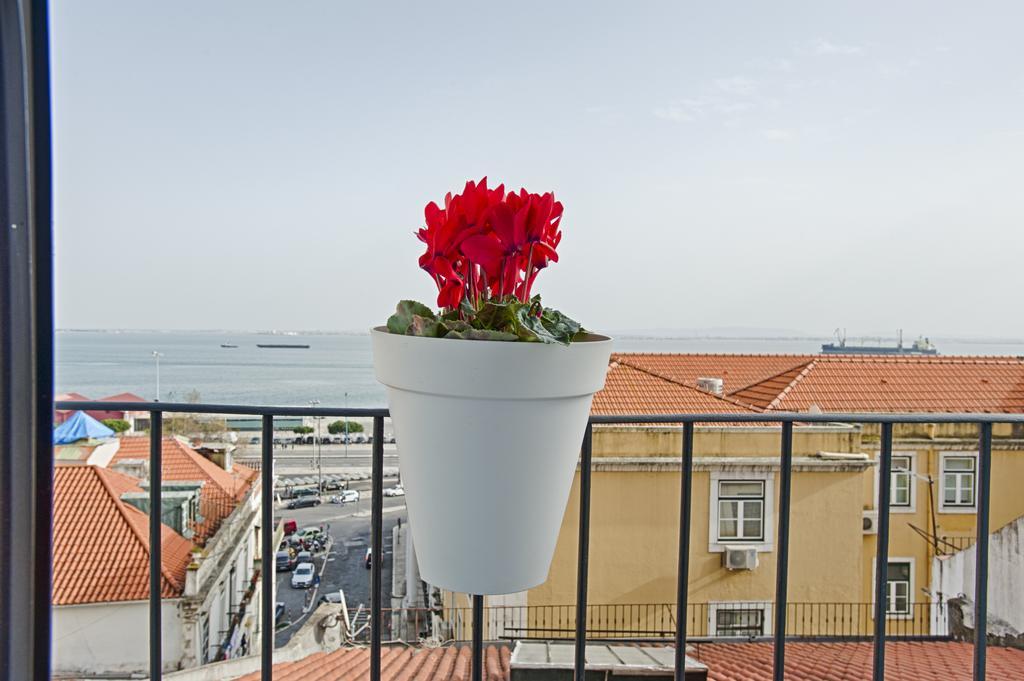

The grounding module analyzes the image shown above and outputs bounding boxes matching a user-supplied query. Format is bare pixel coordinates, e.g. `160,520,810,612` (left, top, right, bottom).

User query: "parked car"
383,485,405,497
249,436,260,444
386,435,396,444
331,436,343,445
275,551,296,572
295,550,313,565
321,479,344,491
366,435,373,444
273,437,283,446
296,527,324,542
287,496,321,509
339,490,359,504
291,563,316,589
283,519,298,535
354,434,367,444
364,548,372,569
275,602,286,625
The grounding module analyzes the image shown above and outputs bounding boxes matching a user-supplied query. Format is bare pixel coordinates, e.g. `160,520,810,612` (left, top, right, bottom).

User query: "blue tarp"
53,411,115,444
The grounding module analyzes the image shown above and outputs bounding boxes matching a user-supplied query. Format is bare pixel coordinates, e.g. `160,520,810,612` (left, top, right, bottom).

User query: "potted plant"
372,178,611,595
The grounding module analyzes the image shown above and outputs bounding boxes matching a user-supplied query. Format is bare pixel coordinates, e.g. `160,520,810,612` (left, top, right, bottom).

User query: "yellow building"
443,353,1024,641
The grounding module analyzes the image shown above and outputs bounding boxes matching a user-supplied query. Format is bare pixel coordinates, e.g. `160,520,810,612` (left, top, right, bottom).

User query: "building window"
886,562,912,615
709,603,771,637
718,481,764,542
942,456,976,508
199,613,210,664
891,455,912,507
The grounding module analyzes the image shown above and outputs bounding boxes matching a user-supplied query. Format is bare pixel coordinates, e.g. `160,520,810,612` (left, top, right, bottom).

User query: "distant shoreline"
55,328,1024,345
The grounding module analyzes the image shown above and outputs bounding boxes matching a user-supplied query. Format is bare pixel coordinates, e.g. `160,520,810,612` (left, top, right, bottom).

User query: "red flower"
417,178,563,310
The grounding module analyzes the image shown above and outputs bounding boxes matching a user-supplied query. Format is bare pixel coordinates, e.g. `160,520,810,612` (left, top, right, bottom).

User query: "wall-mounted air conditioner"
723,547,758,571
863,510,878,535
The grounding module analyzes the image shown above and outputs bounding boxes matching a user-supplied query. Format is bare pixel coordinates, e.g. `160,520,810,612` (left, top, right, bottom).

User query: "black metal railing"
353,601,946,643
55,401,1023,681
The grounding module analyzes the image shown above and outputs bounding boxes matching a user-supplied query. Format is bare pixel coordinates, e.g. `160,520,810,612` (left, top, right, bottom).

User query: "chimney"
697,377,724,396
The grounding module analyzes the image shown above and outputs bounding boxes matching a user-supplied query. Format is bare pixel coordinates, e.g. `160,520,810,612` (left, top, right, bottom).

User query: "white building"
51,436,265,676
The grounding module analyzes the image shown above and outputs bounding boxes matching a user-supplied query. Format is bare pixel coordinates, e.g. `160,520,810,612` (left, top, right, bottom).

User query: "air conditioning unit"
697,377,725,396
723,547,759,571
863,510,878,535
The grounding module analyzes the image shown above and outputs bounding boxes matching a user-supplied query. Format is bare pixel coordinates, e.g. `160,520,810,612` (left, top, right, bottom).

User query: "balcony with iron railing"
50,400,1023,681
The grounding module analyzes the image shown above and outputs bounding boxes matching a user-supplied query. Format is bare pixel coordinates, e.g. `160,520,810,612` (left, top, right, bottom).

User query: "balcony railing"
53,401,1022,681
356,602,947,644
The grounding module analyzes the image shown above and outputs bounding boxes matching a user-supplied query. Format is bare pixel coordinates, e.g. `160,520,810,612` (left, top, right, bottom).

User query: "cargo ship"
821,329,937,355
256,343,310,349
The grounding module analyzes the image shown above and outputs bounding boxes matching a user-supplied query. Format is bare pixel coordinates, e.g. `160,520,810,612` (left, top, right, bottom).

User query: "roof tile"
52,465,193,606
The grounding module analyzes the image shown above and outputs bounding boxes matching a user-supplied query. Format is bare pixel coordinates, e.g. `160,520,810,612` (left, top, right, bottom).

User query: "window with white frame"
885,562,912,615
942,455,976,508
890,455,912,507
709,603,771,637
717,480,765,542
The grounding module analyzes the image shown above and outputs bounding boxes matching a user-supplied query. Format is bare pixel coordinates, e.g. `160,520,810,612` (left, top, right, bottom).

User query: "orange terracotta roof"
692,640,1024,680
235,641,1023,681
612,354,814,396
114,436,256,543
234,644,510,681
732,355,1024,413
52,465,193,606
593,361,762,417
99,391,148,403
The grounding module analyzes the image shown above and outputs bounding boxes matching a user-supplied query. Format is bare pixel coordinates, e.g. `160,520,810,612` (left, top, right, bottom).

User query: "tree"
102,418,131,433
293,426,314,435
327,420,363,435
164,390,227,440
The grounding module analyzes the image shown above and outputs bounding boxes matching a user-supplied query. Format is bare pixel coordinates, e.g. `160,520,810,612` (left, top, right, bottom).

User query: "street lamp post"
309,399,322,493
152,351,163,401
344,392,349,458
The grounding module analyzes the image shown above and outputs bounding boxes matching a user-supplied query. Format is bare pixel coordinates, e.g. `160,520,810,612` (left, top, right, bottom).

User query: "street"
272,494,408,647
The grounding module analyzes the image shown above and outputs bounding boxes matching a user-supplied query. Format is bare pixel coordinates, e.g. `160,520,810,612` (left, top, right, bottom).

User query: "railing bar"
772,421,793,681
260,415,274,681
973,422,993,681
872,422,895,680
674,422,694,680
370,416,384,681
472,595,484,681
53,402,1024,425
149,412,163,680
574,423,594,681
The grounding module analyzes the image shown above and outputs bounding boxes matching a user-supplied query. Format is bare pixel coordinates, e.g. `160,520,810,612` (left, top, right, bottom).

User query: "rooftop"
230,640,1024,681
114,436,257,542
52,465,193,605
233,644,510,681
606,353,1024,414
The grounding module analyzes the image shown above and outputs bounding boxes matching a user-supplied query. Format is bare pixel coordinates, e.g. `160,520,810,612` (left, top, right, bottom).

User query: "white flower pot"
371,327,612,595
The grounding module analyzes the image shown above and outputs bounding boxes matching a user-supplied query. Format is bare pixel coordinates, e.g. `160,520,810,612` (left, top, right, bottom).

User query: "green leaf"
474,300,518,332
387,300,435,334
541,306,584,345
445,327,519,341
409,314,445,337
515,305,562,344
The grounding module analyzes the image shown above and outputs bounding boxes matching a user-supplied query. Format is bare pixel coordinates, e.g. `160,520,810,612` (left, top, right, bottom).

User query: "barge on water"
256,343,310,349
822,329,938,355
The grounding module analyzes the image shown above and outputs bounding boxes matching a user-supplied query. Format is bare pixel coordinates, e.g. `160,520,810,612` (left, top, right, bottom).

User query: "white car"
383,485,405,497
290,562,316,589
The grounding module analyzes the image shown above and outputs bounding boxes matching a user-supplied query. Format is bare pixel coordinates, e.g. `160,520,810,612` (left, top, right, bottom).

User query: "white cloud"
653,103,698,123
714,76,758,96
803,38,865,56
762,128,796,141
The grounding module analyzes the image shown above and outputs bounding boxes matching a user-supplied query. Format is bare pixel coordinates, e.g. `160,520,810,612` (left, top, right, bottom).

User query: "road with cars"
272,492,408,648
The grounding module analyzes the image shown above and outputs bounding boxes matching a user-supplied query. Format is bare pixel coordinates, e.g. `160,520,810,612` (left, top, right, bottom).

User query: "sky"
50,1,1024,337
